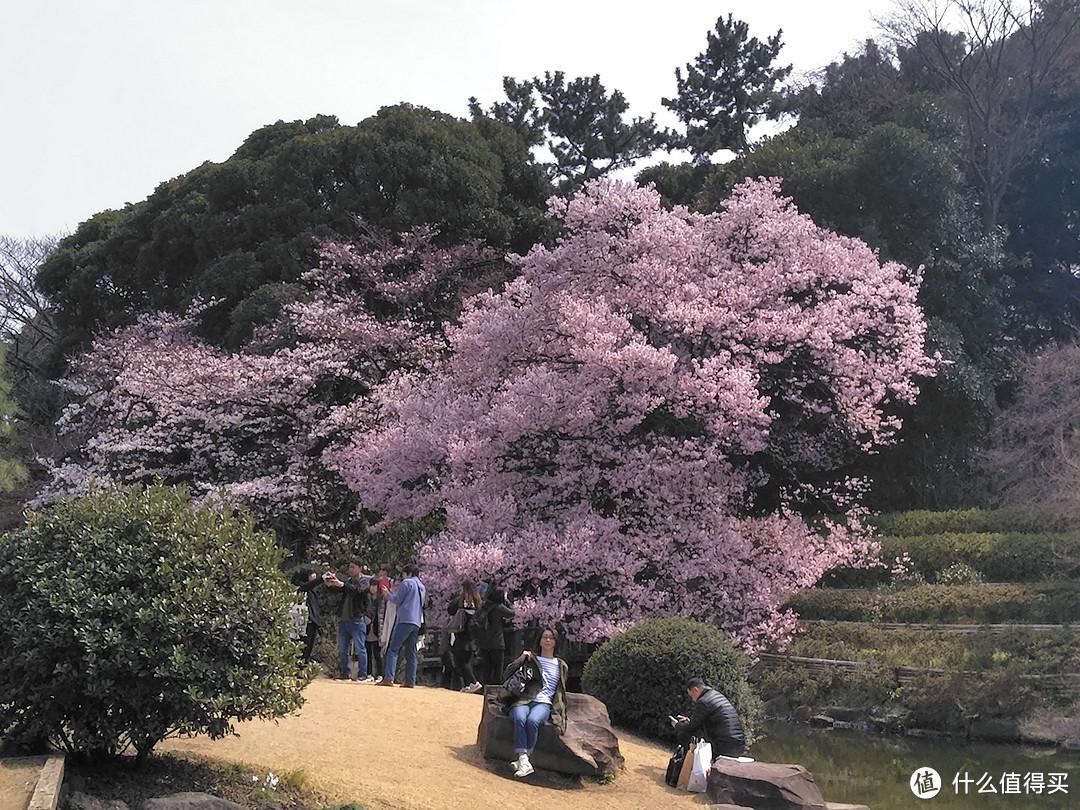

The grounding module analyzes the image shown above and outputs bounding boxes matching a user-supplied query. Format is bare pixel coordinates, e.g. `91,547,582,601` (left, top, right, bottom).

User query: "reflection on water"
751,721,1076,810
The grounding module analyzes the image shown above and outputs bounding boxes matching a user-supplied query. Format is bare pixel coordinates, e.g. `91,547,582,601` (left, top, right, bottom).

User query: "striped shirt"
534,656,560,704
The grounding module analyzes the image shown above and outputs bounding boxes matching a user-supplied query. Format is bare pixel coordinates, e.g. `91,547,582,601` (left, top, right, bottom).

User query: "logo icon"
911,767,941,799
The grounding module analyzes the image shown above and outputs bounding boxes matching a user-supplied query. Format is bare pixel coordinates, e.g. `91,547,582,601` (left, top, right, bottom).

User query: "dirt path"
0,756,43,810
159,676,702,810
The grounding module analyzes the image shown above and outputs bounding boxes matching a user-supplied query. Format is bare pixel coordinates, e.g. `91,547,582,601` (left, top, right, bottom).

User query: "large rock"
707,760,828,810
141,794,246,810
66,792,129,810
476,686,623,776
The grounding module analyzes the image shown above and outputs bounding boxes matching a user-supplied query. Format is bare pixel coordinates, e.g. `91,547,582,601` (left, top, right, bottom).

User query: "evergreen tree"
662,14,792,159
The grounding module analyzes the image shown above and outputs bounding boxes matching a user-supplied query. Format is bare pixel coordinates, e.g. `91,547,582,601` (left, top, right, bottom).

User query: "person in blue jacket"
378,563,427,688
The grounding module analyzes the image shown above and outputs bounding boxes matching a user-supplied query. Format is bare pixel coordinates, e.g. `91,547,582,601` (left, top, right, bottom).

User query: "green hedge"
879,532,1080,583
786,583,1080,624
870,508,1080,536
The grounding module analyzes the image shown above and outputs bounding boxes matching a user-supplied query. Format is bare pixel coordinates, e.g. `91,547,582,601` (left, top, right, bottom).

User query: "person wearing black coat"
671,676,746,758
290,568,324,665
473,585,515,685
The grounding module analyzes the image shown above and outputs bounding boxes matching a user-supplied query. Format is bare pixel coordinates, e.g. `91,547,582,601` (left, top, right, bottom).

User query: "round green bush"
0,484,308,759
581,617,760,741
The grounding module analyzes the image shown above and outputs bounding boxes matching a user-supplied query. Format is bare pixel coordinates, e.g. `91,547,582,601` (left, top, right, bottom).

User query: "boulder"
140,794,246,810
791,706,814,723
822,706,864,723
66,793,129,810
707,760,828,810
476,686,623,776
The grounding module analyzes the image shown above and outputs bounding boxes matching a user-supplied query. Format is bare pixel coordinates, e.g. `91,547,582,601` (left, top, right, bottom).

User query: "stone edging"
28,753,65,810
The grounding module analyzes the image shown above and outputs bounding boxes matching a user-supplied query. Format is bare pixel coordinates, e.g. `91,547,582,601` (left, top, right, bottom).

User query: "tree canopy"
35,107,551,370
331,178,933,651
472,72,665,193
662,14,792,158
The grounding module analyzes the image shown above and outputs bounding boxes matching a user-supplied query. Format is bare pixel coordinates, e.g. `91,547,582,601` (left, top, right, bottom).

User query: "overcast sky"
1,1,896,239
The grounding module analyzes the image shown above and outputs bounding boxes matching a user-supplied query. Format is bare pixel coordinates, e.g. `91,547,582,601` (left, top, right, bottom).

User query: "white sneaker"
462,681,482,693
360,675,375,683
515,753,534,777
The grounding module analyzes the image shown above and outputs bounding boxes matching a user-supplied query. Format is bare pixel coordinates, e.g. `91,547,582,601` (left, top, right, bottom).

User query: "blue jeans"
337,620,368,678
382,621,420,686
510,701,551,754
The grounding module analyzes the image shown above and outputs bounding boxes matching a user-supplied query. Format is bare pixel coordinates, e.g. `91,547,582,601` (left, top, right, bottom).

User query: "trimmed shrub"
786,583,1080,624
878,532,1080,583
0,484,308,759
870,507,1080,537
581,617,760,741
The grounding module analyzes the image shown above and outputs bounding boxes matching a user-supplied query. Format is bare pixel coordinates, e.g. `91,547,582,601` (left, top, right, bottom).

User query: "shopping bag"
686,740,713,793
675,740,695,789
664,744,687,787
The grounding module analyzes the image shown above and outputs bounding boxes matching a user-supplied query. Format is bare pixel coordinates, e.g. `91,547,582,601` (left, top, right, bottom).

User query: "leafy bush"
899,667,1039,730
787,583,1080,624
752,659,895,710
0,484,308,759
754,623,1079,729
581,617,760,741
775,622,1080,674
936,561,983,586
870,507,1080,537
878,532,1080,583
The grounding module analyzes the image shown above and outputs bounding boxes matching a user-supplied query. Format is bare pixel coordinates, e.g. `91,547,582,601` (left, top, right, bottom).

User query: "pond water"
751,721,1076,810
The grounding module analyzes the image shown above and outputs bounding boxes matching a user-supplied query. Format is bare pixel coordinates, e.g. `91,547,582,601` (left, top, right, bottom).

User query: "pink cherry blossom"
332,178,933,654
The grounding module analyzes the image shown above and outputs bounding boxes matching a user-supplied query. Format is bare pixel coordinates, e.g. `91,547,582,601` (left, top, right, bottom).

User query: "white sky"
1,0,895,239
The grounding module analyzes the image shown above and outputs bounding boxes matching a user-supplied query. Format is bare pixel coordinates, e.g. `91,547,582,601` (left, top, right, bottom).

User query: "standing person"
448,579,483,693
378,563,426,688
670,676,746,758
364,578,385,680
379,568,400,665
502,626,567,777
324,558,372,682
290,568,324,665
474,584,514,686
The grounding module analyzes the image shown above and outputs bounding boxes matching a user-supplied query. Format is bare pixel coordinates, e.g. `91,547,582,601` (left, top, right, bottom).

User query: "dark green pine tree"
663,14,792,159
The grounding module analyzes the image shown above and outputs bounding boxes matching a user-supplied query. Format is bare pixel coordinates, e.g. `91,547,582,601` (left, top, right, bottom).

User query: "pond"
750,721,1076,810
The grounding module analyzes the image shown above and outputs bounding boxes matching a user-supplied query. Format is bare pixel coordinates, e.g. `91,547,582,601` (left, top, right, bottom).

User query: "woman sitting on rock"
502,625,567,777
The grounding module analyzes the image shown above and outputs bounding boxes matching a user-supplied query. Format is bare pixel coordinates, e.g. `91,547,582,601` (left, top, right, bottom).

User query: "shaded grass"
65,751,336,810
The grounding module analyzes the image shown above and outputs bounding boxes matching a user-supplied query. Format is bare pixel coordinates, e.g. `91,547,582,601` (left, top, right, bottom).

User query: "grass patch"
66,752,334,810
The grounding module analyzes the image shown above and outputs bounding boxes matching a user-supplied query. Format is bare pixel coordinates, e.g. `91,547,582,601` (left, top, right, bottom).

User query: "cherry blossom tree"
43,227,500,553
332,178,934,653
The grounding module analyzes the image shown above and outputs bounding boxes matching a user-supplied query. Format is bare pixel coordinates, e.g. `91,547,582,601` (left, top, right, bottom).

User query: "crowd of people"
291,560,746,780
290,561,518,693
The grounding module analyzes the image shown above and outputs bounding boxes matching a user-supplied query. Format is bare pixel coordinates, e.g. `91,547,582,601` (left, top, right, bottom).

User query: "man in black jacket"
671,676,746,758
324,558,372,681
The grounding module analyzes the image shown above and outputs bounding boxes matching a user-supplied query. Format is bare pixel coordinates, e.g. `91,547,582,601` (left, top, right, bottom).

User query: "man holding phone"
670,676,746,759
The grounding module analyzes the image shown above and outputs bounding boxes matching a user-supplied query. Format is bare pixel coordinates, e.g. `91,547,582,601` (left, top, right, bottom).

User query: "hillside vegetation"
754,509,1080,740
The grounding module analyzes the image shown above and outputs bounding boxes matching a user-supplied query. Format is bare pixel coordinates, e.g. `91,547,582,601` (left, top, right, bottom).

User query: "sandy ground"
0,757,42,810
159,676,703,810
